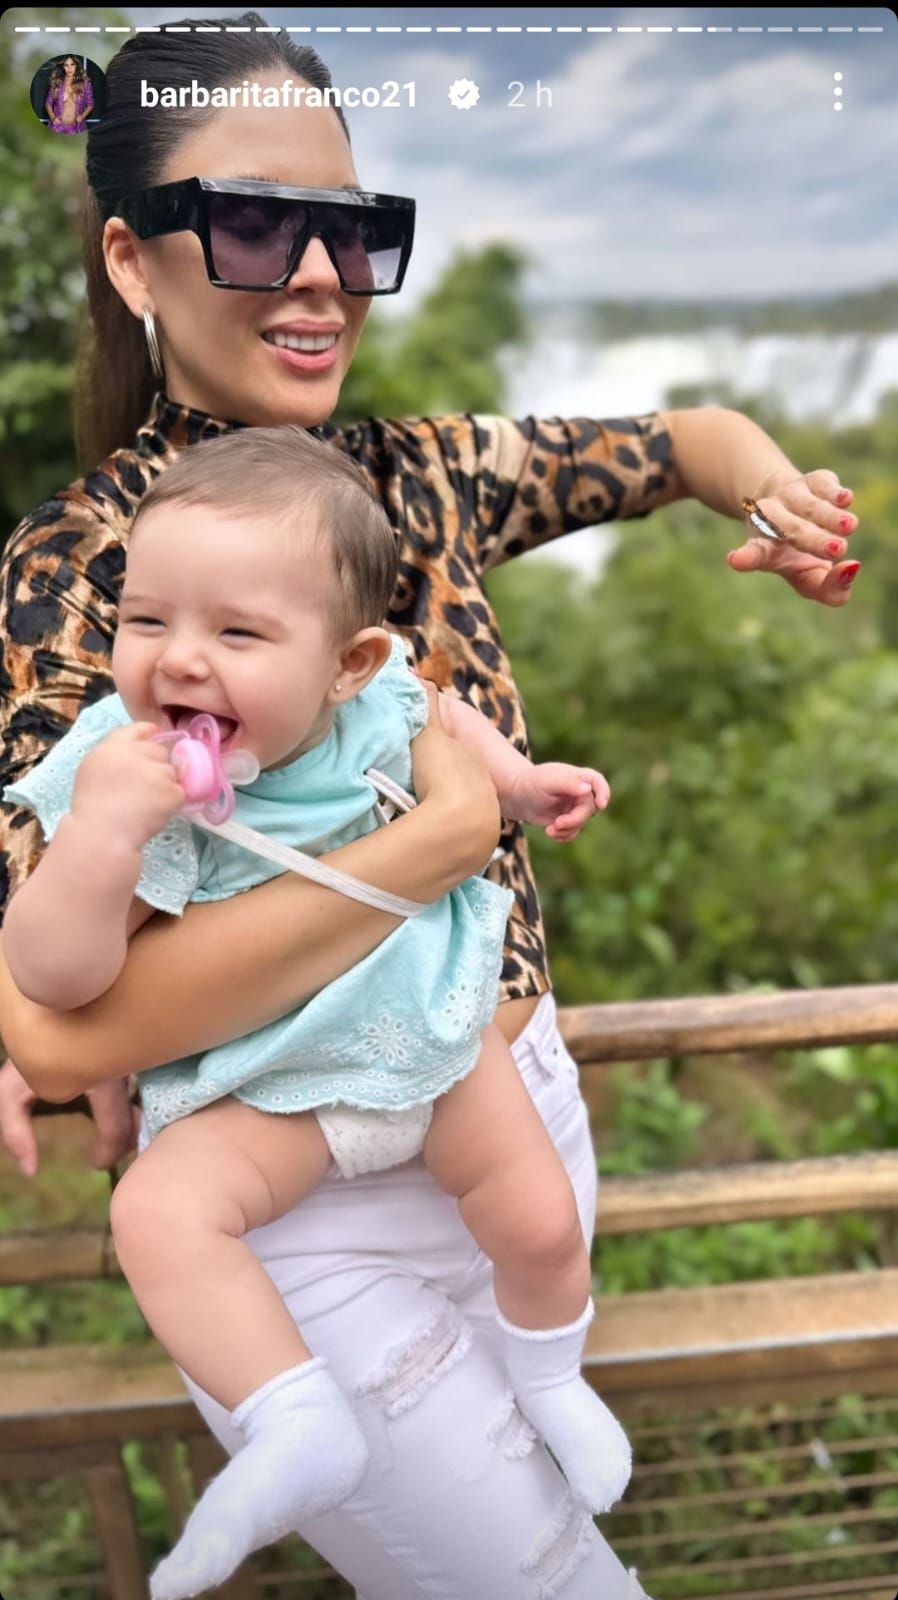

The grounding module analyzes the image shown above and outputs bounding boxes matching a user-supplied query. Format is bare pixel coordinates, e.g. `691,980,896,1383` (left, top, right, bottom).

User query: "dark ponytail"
76,12,350,467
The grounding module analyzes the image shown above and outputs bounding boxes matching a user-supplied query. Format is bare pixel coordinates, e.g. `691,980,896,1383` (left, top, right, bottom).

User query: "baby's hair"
131,426,399,641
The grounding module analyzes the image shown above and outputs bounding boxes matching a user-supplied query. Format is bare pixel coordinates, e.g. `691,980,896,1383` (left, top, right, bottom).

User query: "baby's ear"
332,627,392,702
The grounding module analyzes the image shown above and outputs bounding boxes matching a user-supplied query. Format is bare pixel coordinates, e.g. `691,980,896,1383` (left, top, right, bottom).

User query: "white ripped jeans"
143,993,644,1599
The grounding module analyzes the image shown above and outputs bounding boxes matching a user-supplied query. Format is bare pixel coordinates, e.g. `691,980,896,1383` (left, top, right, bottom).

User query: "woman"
45,54,94,135
0,15,860,1599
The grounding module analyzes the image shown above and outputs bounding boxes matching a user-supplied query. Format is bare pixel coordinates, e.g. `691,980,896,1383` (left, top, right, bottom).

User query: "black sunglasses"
113,177,415,295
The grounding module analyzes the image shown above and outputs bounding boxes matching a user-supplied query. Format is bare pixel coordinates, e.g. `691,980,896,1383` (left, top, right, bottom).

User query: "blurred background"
3,6,898,1597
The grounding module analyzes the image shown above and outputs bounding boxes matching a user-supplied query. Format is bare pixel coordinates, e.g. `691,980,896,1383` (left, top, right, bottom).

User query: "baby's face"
114,502,343,770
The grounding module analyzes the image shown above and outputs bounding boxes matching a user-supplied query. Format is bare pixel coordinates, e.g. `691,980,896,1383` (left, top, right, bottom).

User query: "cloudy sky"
12,5,897,305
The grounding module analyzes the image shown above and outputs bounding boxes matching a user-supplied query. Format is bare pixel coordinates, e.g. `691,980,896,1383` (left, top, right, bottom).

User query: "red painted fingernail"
839,515,854,532
826,539,844,557
838,562,861,587
837,489,852,505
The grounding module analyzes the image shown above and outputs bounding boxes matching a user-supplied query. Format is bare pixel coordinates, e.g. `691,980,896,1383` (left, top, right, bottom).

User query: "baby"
3,426,631,1599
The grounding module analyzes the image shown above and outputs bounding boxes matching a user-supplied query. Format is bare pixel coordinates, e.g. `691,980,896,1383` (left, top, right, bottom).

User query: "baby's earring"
334,681,342,695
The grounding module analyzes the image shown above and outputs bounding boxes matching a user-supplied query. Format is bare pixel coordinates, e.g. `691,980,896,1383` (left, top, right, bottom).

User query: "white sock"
499,1299,632,1514
149,1358,369,1600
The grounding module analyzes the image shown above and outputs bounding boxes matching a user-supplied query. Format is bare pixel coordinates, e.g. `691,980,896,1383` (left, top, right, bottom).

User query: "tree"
0,13,531,530
336,242,530,421
486,409,898,1004
0,9,127,533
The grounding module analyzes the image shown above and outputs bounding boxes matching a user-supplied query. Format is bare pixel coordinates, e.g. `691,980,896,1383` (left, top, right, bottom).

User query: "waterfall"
498,329,898,576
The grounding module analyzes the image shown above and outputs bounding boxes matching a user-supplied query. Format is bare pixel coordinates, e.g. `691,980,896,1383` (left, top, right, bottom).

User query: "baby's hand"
72,725,186,852
510,762,610,842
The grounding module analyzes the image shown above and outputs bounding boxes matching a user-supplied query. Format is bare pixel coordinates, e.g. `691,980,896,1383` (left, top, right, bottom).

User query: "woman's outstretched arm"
464,407,859,606
0,702,500,1100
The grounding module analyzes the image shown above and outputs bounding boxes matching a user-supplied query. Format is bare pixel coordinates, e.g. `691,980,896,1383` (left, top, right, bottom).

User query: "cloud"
362,28,896,300
117,6,896,301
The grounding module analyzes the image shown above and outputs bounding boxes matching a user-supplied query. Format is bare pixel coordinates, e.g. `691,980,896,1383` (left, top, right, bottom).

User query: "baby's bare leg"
424,1023,590,1329
111,1097,332,1406
113,1102,368,1600
425,1025,631,1516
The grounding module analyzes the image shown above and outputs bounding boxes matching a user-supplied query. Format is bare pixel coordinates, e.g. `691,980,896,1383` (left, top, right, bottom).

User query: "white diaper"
316,1102,434,1180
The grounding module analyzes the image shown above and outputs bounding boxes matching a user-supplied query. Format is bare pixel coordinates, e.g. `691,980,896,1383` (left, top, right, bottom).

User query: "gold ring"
741,496,789,544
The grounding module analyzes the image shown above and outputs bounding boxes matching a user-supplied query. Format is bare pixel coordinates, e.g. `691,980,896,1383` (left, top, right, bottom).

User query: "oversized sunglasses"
113,177,415,294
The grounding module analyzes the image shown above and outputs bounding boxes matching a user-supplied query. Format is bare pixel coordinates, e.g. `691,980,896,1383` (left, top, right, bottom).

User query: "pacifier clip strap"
194,767,426,920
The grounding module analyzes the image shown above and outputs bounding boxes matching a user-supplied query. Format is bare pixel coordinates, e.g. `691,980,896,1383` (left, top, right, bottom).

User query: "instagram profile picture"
30,54,106,136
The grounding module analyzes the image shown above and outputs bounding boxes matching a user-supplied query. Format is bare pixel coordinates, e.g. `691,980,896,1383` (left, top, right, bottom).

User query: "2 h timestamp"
507,80,553,109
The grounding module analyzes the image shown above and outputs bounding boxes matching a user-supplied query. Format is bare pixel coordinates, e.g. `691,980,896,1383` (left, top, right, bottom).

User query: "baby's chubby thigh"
111,1098,333,1281
424,1024,589,1309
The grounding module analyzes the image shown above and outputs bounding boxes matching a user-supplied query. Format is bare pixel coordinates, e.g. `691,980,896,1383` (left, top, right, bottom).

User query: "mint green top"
5,638,513,1141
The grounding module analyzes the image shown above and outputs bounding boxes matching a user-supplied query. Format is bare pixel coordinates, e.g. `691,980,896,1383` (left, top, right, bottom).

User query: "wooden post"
85,1447,148,1600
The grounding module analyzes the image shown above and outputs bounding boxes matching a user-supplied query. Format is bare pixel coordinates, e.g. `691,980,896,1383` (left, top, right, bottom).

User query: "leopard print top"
0,394,679,1000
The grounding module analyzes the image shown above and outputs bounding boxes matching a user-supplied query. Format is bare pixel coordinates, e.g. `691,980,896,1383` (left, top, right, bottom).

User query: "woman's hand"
727,468,861,606
0,1057,139,1177
410,679,501,866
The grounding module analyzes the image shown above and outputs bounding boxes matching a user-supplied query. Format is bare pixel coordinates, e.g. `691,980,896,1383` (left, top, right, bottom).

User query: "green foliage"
488,402,898,1007
336,241,530,421
0,9,127,530
602,1395,898,1598
0,1279,148,1346
485,396,898,1299
0,2,531,528
122,1441,179,1552
597,1062,708,1176
0,1477,93,1597
0,1156,150,1346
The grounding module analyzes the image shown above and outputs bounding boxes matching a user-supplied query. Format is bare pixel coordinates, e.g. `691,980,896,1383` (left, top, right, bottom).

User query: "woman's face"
63,58,76,78
125,74,371,428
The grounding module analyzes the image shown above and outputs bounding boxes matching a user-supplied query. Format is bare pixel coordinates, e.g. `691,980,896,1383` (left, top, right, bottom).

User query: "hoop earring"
142,307,164,382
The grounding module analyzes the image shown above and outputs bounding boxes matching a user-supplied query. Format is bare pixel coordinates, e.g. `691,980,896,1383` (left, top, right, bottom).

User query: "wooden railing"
4,984,898,1600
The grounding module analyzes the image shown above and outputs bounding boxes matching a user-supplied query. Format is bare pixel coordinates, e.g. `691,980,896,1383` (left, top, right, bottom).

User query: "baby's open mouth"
161,705,239,744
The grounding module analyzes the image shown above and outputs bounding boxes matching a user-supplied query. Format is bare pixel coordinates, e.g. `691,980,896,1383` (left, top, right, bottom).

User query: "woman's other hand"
727,468,861,606
0,1058,139,1177
411,679,502,869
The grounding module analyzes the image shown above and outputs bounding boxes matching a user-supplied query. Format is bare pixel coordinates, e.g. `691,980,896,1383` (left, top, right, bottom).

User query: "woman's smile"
261,318,342,375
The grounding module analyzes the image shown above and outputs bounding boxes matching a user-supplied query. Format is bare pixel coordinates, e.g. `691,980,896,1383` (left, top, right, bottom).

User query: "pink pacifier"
152,714,260,825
